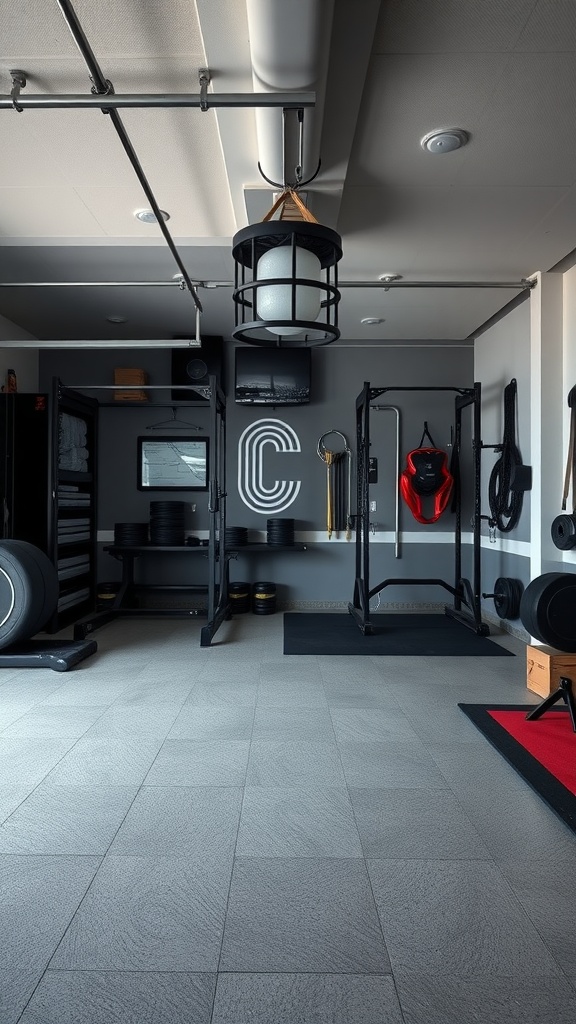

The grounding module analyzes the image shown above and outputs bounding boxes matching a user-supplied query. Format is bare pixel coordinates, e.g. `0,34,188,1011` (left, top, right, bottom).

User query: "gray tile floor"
1,612,576,1023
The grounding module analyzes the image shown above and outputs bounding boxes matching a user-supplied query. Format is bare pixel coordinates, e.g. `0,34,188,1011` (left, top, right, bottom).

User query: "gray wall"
474,299,532,628
39,341,475,606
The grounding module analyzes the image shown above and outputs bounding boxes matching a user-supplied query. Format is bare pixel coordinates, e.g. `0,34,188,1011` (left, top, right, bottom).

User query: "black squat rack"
348,381,488,636
201,375,229,646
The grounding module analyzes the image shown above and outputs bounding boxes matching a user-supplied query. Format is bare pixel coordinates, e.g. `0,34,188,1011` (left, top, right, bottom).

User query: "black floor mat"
283,613,514,656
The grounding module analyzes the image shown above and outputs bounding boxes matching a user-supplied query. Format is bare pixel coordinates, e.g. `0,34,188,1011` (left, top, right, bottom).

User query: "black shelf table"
73,542,308,641
73,545,212,639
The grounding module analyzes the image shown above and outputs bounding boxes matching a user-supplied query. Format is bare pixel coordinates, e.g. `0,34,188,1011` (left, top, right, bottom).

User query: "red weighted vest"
400,424,454,525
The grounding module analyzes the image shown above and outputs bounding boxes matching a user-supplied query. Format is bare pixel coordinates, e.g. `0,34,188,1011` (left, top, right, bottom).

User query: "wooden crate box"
526,645,576,698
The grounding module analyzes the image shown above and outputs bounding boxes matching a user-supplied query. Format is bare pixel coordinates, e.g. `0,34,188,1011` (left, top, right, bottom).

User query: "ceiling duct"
246,0,335,189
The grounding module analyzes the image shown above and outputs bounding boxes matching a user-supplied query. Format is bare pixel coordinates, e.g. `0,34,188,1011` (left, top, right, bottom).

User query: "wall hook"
198,68,211,112
9,69,26,113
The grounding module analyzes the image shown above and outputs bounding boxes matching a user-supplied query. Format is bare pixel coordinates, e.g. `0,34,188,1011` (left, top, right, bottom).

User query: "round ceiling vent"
134,208,170,223
420,128,469,154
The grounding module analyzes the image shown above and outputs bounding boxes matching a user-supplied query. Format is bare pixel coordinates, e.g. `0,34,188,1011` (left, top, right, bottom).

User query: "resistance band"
550,385,576,550
562,385,576,513
400,422,454,524
317,431,352,539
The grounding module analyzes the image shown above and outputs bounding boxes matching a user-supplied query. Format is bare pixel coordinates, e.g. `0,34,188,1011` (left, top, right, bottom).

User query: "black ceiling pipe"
55,0,202,314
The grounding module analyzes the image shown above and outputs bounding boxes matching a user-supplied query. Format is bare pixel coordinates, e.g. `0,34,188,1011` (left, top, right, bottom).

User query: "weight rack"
349,381,488,636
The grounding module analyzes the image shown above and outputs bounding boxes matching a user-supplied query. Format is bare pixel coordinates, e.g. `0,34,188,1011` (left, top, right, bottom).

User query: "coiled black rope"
488,378,524,532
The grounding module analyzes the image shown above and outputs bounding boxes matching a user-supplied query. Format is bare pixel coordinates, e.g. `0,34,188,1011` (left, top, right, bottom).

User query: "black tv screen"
234,347,311,405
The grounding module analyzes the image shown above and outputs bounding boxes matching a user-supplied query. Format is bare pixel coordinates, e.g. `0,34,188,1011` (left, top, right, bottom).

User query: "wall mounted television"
234,346,311,405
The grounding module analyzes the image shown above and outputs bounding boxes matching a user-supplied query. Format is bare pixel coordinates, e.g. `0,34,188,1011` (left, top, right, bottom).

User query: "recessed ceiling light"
106,314,128,324
135,208,170,223
361,317,385,325
420,128,469,154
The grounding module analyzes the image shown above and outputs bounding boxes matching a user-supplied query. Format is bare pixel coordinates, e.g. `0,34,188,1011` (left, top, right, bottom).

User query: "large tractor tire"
0,541,59,650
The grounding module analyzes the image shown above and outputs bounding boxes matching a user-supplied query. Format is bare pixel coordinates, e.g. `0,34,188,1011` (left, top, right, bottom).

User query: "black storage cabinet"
0,382,98,632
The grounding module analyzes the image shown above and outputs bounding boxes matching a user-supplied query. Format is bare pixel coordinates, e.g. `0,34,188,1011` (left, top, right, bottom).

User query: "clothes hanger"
145,407,202,431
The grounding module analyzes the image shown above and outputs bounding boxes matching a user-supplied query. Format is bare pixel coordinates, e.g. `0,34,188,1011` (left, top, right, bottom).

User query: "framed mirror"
137,436,209,491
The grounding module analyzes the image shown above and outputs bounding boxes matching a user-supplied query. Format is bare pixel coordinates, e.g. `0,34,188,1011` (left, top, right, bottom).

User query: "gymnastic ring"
317,430,350,462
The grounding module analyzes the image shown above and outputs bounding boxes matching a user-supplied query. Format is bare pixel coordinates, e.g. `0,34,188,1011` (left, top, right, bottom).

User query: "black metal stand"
201,376,230,646
73,376,230,647
73,545,210,639
348,382,488,636
526,676,576,733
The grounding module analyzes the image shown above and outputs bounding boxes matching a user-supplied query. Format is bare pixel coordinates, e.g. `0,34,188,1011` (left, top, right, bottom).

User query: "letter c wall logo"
238,418,301,514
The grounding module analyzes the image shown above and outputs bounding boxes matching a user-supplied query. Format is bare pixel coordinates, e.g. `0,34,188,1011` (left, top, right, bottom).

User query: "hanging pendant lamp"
231,189,342,346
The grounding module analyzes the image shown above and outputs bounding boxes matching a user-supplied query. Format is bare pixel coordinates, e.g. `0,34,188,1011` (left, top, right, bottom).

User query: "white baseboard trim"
480,536,530,557
481,607,530,643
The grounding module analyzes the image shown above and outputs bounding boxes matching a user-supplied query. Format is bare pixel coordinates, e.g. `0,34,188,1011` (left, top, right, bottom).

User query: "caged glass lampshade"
257,245,321,335
231,189,342,346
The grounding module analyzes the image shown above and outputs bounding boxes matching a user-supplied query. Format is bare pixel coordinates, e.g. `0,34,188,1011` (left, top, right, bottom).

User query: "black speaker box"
171,336,224,401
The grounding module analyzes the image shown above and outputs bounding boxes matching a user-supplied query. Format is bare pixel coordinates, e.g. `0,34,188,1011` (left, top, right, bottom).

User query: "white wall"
474,270,576,636
474,297,531,542
473,295,532,633
560,265,576,570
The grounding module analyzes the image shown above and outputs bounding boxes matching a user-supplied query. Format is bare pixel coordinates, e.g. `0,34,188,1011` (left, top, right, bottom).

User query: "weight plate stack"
228,581,251,614
149,501,186,546
252,581,277,614
225,527,248,548
520,572,576,651
266,518,294,546
114,522,149,546
551,514,576,550
97,581,121,610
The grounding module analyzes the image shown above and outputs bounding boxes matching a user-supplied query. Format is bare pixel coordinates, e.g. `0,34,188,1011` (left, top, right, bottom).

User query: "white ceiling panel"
0,243,235,281
0,286,225,340
0,242,237,339
2,0,205,60
0,185,106,236
373,0,536,54
0,113,71,187
514,0,576,50
338,185,570,278
453,54,576,187
346,53,512,188
119,108,231,191
0,54,211,94
2,0,576,345
73,184,236,237
519,182,576,268
9,104,231,193
335,286,521,340
1,1,80,60
2,107,141,191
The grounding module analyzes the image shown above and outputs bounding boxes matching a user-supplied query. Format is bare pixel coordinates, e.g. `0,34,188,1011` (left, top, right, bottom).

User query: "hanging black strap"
488,378,524,532
562,385,576,512
417,421,437,448
449,434,459,514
